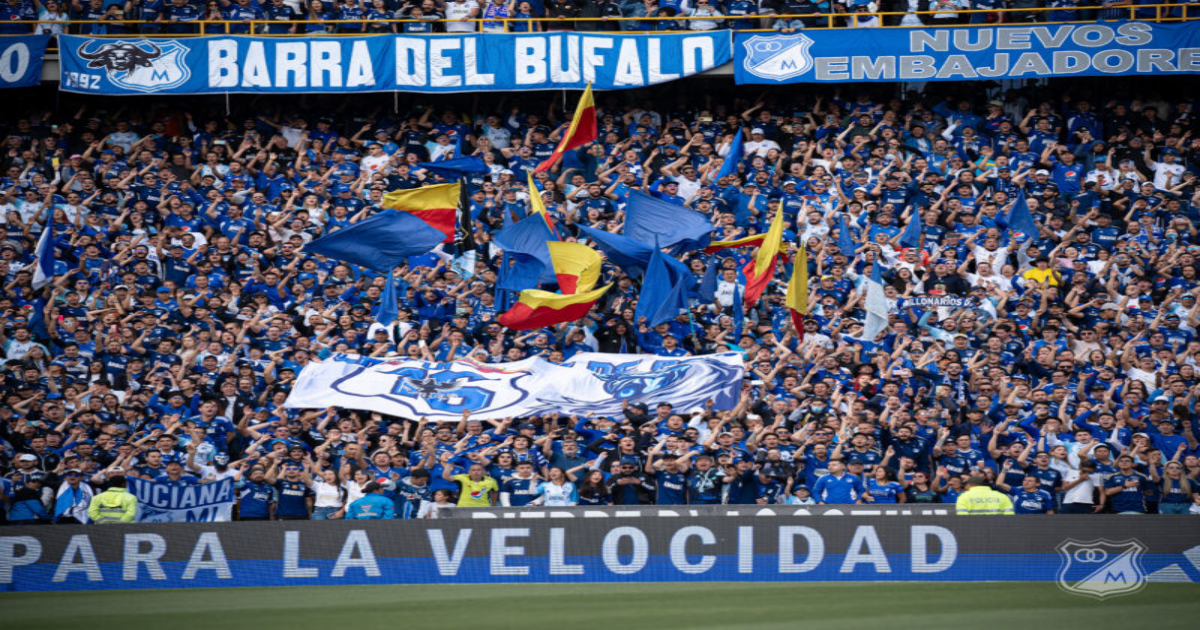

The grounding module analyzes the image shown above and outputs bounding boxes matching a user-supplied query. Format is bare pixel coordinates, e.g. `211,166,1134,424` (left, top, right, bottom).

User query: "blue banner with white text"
0,35,50,89
58,32,731,95
735,22,1200,84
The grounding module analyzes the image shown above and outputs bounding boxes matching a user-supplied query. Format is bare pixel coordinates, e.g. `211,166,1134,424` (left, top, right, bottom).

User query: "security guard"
955,475,1015,515
87,475,139,524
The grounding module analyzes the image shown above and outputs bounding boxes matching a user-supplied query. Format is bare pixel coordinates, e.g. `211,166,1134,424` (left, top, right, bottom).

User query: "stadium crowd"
0,0,1183,36
2,81,1200,523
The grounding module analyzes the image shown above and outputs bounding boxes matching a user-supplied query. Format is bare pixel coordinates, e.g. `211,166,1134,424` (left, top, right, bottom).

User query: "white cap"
751,128,765,135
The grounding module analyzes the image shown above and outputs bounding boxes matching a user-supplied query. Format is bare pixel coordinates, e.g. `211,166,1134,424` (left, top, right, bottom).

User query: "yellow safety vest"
956,486,1015,515
88,487,138,524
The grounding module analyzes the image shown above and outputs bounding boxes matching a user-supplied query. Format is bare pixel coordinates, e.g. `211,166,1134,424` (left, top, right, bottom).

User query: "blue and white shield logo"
76,39,192,93
1057,539,1147,599
742,34,814,82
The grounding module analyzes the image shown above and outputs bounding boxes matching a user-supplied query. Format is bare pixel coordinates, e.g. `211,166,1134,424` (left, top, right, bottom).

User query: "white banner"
128,478,235,523
284,352,744,421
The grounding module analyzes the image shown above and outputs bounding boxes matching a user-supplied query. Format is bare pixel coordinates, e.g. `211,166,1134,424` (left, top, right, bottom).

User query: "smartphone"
214,139,226,146
698,117,712,123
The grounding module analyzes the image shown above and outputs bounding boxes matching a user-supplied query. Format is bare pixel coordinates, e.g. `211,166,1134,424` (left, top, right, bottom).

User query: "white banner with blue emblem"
58,32,731,95
285,352,744,421
128,477,235,523
735,22,1200,84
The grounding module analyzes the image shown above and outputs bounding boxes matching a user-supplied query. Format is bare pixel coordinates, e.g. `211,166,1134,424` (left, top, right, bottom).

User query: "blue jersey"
393,477,433,518
1012,489,1055,514
655,470,688,505
237,481,276,518
1104,472,1149,513
345,493,395,520
274,480,313,518
865,479,903,504
812,473,865,504
501,476,540,506
687,469,723,504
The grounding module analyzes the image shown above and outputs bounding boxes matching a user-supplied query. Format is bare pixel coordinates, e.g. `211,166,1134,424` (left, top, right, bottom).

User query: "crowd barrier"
2,514,1198,592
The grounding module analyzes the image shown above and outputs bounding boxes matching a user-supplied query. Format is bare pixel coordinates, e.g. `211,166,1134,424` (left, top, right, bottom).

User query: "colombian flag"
703,233,767,255
382,183,460,243
498,241,611,330
786,245,808,339
741,208,786,305
533,84,597,173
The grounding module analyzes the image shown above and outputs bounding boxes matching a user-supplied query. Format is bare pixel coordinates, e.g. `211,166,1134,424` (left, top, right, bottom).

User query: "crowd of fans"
0,0,1183,37
1,80,1200,523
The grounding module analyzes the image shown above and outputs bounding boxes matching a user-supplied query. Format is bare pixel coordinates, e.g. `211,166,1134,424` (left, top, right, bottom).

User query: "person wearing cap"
344,481,396,520
744,126,780,158
87,476,138,524
52,469,96,524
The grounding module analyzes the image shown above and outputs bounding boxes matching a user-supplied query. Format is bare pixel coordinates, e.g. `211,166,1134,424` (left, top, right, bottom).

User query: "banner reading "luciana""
57,32,730,95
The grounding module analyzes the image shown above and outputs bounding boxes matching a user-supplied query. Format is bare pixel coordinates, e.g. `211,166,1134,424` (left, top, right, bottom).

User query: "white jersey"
535,481,577,506
444,1,478,32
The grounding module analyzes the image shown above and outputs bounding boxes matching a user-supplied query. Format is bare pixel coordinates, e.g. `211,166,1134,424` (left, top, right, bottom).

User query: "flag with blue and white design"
30,221,54,290
861,261,889,343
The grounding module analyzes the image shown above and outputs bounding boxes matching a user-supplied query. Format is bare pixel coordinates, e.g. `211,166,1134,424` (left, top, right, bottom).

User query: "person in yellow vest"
440,453,498,507
1021,257,1061,287
956,475,1015,515
87,475,139,524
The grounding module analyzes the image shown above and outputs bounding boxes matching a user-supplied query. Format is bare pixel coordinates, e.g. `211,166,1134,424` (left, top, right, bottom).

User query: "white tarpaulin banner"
128,478,235,523
284,352,744,421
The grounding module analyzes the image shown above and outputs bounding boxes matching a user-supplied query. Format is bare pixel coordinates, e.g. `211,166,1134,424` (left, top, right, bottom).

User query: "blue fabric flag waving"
372,275,399,326
304,209,445,272
898,206,923,250
635,250,691,328
31,221,55,290
1005,185,1039,242
576,225,655,277
624,191,713,253
837,214,857,258
698,258,719,303
414,156,489,180
494,211,559,284
715,128,745,183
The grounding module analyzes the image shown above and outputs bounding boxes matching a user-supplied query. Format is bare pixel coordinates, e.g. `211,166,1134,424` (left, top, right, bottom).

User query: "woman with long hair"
1156,461,1194,514
573,469,612,506
534,466,578,506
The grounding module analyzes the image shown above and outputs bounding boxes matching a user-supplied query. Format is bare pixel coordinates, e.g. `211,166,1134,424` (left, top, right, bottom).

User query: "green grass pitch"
4,582,1199,629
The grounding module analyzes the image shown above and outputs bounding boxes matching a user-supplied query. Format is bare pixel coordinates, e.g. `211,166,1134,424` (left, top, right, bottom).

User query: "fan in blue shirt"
811,460,865,505
1104,456,1150,514
1010,476,1056,514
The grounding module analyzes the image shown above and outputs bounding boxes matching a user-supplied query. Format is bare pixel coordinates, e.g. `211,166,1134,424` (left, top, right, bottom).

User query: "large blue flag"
372,275,399,326
576,225,655,276
414,156,489,180
624,192,713,253
494,212,558,284
635,250,691,328
304,209,445,272
496,251,545,292
715,129,745,183
837,215,857,258
898,207,923,250
1006,185,1039,242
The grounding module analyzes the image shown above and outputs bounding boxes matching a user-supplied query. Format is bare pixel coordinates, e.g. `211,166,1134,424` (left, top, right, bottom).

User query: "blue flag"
31,221,54,290
624,191,713,253
715,128,745,183
698,258,719,303
372,274,399,326
635,250,691,328
837,215,857,258
304,209,445,273
496,251,545,292
1006,185,1039,242
576,225,655,277
494,212,558,284
898,206,923,249
414,156,489,180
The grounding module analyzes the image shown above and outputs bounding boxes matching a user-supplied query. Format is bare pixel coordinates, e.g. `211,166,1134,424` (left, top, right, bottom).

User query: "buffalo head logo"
71,39,192,93
77,41,162,73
